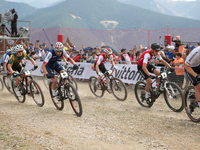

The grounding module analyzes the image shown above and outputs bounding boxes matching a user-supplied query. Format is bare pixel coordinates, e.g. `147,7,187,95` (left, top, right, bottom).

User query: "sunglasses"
155,50,160,52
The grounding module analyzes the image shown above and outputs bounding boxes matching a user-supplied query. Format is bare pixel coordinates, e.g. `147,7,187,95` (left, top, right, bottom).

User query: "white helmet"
6,49,11,53
15,45,24,52
11,47,16,53
104,48,112,55
55,42,63,52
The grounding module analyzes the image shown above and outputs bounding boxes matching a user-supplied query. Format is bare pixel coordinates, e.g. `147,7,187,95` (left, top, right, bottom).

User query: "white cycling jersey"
185,46,200,67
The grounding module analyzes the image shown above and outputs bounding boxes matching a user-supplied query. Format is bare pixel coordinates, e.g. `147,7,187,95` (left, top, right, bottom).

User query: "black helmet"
151,43,160,50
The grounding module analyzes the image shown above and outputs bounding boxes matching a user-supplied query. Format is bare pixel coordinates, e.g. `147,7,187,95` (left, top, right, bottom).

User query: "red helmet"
104,48,112,55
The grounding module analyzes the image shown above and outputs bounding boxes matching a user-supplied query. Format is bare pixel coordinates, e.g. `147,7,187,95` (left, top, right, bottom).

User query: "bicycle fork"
163,82,176,99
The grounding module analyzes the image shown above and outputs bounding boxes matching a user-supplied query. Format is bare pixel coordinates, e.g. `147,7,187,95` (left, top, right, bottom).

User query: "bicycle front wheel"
184,86,200,122
110,78,127,101
49,81,64,110
0,78,4,91
66,84,82,116
11,79,25,103
88,76,104,97
68,74,78,91
30,80,45,107
3,75,13,94
164,82,184,112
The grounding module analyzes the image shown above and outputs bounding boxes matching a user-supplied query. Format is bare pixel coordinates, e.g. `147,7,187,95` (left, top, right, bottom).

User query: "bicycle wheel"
164,82,184,112
11,79,26,103
88,76,104,97
134,81,153,108
184,86,200,122
43,74,51,89
110,78,127,101
68,74,78,91
3,75,13,93
66,83,82,116
0,78,4,91
49,81,64,110
29,80,45,107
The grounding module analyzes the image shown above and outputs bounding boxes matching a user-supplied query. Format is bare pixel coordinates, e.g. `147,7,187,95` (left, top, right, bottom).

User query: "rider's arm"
69,58,76,65
142,63,151,76
160,59,171,68
29,57,36,66
185,63,197,78
3,55,9,73
7,64,14,74
96,63,100,74
42,51,52,75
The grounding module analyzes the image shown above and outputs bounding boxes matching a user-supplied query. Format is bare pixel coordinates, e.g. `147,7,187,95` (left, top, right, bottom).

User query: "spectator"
136,46,143,61
0,10,12,36
116,52,122,64
88,47,93,56
172,34,181,50
182,45,191,61
33,49,41,61
156,51,167,66
70,48,76,59
87,51,97,62
171,52,185,89
121,48,131,64
166,46,175,63
73,51,81,62
128,50,136,64
10,8,18,37
82,48,89,60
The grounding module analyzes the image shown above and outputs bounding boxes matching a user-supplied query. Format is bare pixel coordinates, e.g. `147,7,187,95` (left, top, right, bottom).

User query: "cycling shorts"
12,65,24,73
94,63,107,75
137,64,156,80
46,62,64,76
185,65,200,86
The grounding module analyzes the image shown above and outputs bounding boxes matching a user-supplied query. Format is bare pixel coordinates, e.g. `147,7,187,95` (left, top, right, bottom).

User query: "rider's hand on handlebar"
46,74,54,79
170,67,174,72
149,75,156,79
22,64,26,67
34,65,38,70
98,72,103,76
73,64,78,70
196,74,200,81
13,72,18,77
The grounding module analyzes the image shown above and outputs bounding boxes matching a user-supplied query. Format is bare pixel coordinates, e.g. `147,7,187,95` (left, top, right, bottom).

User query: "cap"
184,45,190,49
35,49,39,52
190,45,196,50
89,47,93,51
29,47,33,49
84,48,88,51
44,48,48,52
164,40,168,42
72,48,76,51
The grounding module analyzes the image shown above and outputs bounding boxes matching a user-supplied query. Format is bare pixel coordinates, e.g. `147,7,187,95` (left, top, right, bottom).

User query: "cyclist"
137,43,173,104
95,48,117,91
3,47,15,88
7,45,38,96
184,46,200,109
41,42,78,102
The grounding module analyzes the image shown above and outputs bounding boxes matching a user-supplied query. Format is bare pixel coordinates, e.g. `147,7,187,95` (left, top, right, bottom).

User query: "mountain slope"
21,0,200,30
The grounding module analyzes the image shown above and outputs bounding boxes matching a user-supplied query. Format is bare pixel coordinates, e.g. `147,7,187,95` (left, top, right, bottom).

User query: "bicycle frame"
99,70,114,91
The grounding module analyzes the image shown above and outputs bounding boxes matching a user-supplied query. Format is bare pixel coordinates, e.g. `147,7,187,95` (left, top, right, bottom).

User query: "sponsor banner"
25,61,147,84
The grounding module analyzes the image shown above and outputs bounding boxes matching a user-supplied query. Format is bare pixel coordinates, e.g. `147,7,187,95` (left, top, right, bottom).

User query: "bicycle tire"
68,74,78,91
164,82,184,112
0,78,4,91
67,83,82,116
49,81,64,110
110,78,127,101
134,81,153,108
43,74,51,89
11,79,25,103
29,80,45,107
3,75,13,94
88,76,104,97
184,86,200,122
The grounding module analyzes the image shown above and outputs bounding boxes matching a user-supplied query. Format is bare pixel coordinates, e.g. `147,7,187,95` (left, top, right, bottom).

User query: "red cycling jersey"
137,49,162,66
95,53,113,65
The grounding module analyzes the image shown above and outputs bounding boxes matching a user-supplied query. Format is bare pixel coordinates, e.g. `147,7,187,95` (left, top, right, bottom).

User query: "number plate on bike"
161,72,167,78
25,70,30,76
108,70,112,75
61,72,68,78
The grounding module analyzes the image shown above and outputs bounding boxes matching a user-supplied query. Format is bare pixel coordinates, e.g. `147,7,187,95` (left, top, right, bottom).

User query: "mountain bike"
184,86,200,122
88,69,127,101
134,69,184,112
11,68,45,107
49,70,82,116
43,65,78,91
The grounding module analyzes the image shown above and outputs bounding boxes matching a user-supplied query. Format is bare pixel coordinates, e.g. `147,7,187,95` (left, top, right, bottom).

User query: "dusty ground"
0,76,200,150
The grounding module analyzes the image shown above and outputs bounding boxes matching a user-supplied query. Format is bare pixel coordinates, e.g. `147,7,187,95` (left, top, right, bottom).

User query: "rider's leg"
15,76,21,87
51,76,58,96
145,78,152,99
153,69,160,85
194,84,200,108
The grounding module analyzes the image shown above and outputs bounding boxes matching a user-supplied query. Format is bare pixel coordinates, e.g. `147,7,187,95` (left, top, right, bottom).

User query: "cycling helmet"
6,49,11,53
151,43,160,51
55,42,63,52
15,44,24,52
104,48,112,55
10,47,15,53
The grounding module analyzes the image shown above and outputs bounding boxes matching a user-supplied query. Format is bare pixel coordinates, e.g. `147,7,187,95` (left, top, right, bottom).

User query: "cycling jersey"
185,46,200,67
137,50,162,66
43,49,70,66
95,53,113,65
4,51,12,64
8,52,30,67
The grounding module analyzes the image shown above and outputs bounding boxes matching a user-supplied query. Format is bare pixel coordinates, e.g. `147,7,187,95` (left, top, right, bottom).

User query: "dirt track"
0,77,200,150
